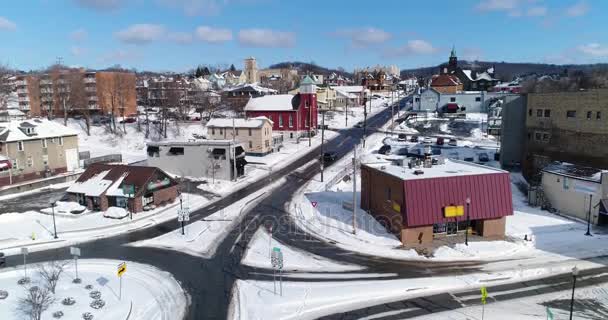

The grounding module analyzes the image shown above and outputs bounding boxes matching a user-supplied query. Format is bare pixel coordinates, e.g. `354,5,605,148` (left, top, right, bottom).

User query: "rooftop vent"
413,170,424,175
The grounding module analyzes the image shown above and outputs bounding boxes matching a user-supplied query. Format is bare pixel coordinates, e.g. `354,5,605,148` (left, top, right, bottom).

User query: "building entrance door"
446,221,458,235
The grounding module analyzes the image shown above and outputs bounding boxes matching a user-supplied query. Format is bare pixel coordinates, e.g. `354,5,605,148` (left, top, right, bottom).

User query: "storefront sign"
444,205,464,218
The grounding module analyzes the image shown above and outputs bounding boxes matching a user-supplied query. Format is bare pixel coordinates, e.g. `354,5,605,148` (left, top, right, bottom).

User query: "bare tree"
16,286,55,320
48,65,70,125
100,72,135,134
38,261,69,294
68,72,90,135
0,64,14,110
206,156,222,184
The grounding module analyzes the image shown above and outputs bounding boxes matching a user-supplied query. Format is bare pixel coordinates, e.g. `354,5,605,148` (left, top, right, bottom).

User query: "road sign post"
271,247,284,296
70,246,81,280
117,262,127,301
177,207,190,236
21,247,29,280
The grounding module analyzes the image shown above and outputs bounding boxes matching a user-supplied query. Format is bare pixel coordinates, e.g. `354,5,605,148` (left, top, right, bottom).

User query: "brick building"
360,156,513,246
523,89,608,179
15,69,137,118
430,74,463,94
66,164,178,213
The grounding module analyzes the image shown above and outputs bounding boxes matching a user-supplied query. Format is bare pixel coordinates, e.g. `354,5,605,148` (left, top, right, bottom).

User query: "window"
542,133,550,141
11,159,18,170
265,140,269,147
289,114,293,127
597,111,602,120
116,197,128,208
535,132,542,141
450,97,456,102
537,109,543,117
305,100,309,108
305,118,308,128
544,109,551,118
279,116,283,127
42,139,47,148
528,109,533,117
219,128,223,135
566,110,576,118
587,111,593,120
51,138,57,144
17,141,24,151
415,97,420,102
248,141,252,149
248,128,252,136
563,177,569,190
475,97,481,102
235,128,239,136
27,156,33,167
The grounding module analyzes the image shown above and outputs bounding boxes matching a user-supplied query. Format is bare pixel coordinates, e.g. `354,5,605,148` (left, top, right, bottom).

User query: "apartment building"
0,119,79,186
15,69,137,118
523,89,608,179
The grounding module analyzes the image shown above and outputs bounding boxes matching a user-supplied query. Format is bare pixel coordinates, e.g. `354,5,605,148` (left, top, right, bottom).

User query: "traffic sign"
70,247,81,257
117,262,127,277
311,201,318,208
177,208,190,222
271,247,283,270
21,247,29,255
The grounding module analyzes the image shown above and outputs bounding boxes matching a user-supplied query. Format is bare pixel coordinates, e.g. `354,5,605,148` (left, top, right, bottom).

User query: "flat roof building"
360,156,513,246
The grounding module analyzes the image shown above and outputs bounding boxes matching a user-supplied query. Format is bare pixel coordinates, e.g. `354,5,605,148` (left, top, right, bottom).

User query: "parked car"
410,135,419,143
478,153,490,162
436,137,445,145
448,138,458,146
354,121,364,128
398,133,407,141
423,137,433,144
396,148,409,155
0,252,4,268
464,157,475,162
322,152,337,163
432,148,442,155
378,145,392,155
119,118,137,124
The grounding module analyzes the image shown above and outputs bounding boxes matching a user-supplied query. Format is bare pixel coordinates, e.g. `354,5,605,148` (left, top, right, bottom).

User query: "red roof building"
361,157,513,246
430,74,463,94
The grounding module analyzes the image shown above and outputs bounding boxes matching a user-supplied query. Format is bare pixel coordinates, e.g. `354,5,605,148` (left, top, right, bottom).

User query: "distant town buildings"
439,47,499,91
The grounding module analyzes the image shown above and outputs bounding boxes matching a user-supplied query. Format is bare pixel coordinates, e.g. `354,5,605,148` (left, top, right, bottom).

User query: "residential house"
206,116,280,156
360,155,513,246
0,119,79,186
430,74,463,94
439,47,499,91
333,85,365,110
66,163,178,213
541,162,608,225
208,73,226,89
523,89,608,179
223,84,278,110
244,76,318,140
146,140,247,181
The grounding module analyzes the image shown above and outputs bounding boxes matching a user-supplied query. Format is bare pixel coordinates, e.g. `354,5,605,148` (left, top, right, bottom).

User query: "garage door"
65,148,79,172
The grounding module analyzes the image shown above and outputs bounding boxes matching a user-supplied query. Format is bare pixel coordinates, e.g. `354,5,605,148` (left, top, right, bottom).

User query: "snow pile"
103,207,129,219
433,241,529,260
241,228,364,272
40,201,87,215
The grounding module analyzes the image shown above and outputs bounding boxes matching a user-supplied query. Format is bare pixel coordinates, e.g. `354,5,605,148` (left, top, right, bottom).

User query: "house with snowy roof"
223,84,278,110
0,119,80,187
66,163,178,213
206,116,281,155
439,47,499,91
244,76,318,140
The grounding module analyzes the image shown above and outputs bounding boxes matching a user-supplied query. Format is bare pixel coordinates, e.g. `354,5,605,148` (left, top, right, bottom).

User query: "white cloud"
195,26,233,43
0,17,16,31
565,1,589,17
74,0,124,11
157,0,223,16
238,29,295,48
70,46,86,56
526,6,547,16
70,28,88,42
475,0,520,12
168,32,194,44
577,43,608,57
333,27,392,47
115,24,166,44
385,40,438,57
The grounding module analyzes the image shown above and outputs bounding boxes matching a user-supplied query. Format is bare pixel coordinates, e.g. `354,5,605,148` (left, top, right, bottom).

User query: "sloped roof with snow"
224,84,277,94
244,94,296,111
542,162,606,183
431,74,462,87
207,116,273,128
0,119,79,142
332,86,364,93
67,169,113,197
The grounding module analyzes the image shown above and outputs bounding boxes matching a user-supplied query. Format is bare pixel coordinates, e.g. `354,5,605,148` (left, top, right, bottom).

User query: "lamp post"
51,201,58,239
465,197,471,246
585,194,592,236
569,266,579,320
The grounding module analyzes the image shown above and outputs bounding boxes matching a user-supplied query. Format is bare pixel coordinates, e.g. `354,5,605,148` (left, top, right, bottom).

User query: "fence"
83,154,123,168
324,163,353,191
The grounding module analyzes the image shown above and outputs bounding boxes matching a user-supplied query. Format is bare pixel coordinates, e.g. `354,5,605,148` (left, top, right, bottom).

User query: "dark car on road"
354,121,364,128
396,148,408,155
398,133,407,141
119,118,137,124
448,138,458,146
378,145,391,155
436,137,445,145
410,135,419,143
478,153,490,162
322,152,338,163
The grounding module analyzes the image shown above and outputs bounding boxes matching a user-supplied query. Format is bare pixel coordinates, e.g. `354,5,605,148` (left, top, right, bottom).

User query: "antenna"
55,56,64,66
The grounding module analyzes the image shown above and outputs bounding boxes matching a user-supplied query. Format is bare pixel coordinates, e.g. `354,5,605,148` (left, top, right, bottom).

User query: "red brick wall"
153,185,178,207
131,196,143,213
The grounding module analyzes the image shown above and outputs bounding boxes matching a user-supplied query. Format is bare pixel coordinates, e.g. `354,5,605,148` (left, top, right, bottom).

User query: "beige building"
289,86,337,110
524,89,608,178
0,119,80,187
206,116,279,156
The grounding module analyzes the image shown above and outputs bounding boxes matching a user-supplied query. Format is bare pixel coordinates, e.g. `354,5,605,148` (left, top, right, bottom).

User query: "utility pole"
308,97,312,147
585,194,592,236
390,86,395,137
232,118,237,181
345,98,348,127
352,144,357,235
363,91,368,147
320,110,326,182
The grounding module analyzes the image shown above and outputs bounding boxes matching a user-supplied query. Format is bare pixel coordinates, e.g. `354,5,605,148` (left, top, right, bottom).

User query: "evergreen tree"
230,64,236,72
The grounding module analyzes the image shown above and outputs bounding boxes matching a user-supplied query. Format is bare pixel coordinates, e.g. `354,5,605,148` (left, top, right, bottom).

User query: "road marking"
449,292,467,307
358,308,419,320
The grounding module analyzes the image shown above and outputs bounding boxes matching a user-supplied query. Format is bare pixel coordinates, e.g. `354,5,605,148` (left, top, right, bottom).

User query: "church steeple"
450,45,456,58
448,45,458,73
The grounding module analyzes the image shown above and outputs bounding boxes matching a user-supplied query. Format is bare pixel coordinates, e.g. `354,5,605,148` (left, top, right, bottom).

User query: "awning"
168,147,184,155
147,146,159,153
212,148,226,156
446,103,459,110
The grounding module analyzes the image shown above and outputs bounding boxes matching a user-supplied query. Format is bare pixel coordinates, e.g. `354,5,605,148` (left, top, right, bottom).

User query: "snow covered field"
321,95,395,130
0,193,209,256
0,259,188,320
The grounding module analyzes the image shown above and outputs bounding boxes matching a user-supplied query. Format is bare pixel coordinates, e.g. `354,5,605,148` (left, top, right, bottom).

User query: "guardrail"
83,154,123,168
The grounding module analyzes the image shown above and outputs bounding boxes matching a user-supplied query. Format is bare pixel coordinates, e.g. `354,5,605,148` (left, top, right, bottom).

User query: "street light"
51,201,58,239
465,197,471,246
569,266,579,320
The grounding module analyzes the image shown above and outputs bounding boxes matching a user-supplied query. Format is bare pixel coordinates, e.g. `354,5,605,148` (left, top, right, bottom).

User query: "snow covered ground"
0,193,209,256
0,259,188,320
321,95,394,130
130,179,282,258
63,118,206,164
241,228,363,272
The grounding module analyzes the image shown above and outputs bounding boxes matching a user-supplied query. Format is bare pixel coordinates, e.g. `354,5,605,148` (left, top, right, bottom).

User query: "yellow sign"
392,201,401,213
480,286,488,304
117,262,127,277
444,205,464,218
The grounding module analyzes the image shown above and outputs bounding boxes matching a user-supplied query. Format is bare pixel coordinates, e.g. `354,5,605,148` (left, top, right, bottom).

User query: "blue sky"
0,0,606,72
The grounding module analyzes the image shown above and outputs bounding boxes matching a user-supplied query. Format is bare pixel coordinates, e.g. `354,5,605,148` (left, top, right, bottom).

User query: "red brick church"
244,75,318,140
